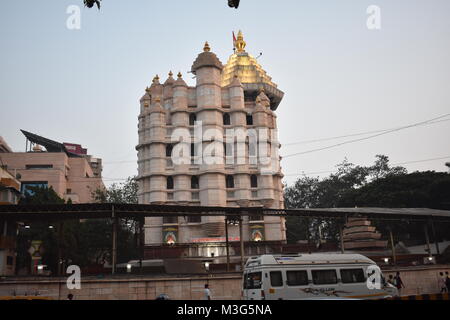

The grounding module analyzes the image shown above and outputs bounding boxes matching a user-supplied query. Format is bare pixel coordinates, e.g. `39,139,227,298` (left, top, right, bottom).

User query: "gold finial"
236,30,246,53
145,86,150,93
177,72,182,78
203,41,211,52
153,74,160,83
169,71,173,77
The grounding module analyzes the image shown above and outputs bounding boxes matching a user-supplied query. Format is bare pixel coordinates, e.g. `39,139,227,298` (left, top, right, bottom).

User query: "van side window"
312,270,338,285
244,272,262,289
270,271,283,287
287,270,308,286
340,269,366,283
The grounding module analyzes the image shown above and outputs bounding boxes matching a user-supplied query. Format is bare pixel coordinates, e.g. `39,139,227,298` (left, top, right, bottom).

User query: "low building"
0,130,105,203
0,167,21,276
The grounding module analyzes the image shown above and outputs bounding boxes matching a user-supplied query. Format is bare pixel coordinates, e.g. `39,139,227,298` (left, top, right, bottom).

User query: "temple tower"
136,32,286,255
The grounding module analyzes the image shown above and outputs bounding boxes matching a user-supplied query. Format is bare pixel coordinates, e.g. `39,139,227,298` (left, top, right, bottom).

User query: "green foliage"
91,176,140,263
16,178,140,275
93,176,138,204
16,186,65,274
283,155,450,245
19,185,65,205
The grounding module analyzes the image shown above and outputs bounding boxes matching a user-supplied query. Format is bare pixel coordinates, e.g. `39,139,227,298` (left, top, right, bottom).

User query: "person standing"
394,272,405,296
387,275,395,286
204,284,212,300
438,272,447,293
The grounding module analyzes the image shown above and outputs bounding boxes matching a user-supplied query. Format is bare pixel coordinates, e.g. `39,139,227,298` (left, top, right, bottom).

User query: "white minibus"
242,253,398,300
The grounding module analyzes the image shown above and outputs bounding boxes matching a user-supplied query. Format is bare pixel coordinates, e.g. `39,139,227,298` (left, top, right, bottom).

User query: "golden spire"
168,71,173,77
236,30,246,53
153,74,160,83
203,41,211,52
177,71,182,78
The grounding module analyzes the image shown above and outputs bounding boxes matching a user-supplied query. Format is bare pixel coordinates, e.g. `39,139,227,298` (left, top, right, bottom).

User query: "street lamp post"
225,217,230,272
239,216,244,272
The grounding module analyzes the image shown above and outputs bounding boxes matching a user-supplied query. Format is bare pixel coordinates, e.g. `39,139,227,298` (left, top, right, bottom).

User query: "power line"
282,113,450,159
284,155,450,178
283,118,450,147
101,116,450,164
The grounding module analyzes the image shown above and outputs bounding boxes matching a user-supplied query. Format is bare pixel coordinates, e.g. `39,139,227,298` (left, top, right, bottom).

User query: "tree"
285,155,450,246
16,177,141,275
91,176,140,264
228,0,241,9
84,0,101,9
16,186,65,275
284,155,407,244
83,0,241,10
338,171,450,245
92,176,138,204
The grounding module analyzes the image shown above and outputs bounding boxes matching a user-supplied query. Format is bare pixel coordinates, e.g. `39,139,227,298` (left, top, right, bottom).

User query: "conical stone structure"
343,217,387,250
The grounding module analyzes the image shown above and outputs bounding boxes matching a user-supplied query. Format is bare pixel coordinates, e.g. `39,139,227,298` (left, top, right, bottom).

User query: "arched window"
189,113,197,126
166,176,174,190
226,175,235,189
223,113,231,126
246,114,253,126
166,144,173,157
191,176,199,189
250,175,258,188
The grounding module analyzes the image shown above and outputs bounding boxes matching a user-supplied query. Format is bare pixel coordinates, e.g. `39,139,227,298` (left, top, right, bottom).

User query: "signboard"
28,240,43,260
191,237,240,243
162,227,178,245
250,224,265,242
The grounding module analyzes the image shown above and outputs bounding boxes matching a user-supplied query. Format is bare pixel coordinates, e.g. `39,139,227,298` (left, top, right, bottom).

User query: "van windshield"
244,272,262,289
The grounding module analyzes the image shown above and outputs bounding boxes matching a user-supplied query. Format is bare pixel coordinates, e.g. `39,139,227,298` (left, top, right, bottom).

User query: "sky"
1,0,449,187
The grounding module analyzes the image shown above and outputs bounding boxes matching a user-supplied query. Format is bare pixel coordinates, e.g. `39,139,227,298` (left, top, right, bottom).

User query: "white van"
242,253,398,300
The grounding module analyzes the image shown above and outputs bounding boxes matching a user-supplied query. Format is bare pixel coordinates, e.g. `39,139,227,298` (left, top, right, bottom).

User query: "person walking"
446,272,450,293
204,284,212,300
438,272,447,293
394,272,405,296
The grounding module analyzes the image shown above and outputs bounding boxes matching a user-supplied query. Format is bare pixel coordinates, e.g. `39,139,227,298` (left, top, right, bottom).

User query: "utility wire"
284,155,450,178
282,113,450,159
283,118,450,147
101,116,450,164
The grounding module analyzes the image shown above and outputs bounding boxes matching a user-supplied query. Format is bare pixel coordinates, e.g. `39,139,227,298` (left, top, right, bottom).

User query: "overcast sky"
1,0,449,187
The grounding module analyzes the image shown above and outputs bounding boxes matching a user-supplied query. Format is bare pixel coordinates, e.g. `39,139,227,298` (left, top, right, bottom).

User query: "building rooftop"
21,130,82,157
0,136,13,153
191,42,224,73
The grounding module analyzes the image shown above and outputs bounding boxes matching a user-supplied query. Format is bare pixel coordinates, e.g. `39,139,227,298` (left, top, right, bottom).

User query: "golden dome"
221,31,278,88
